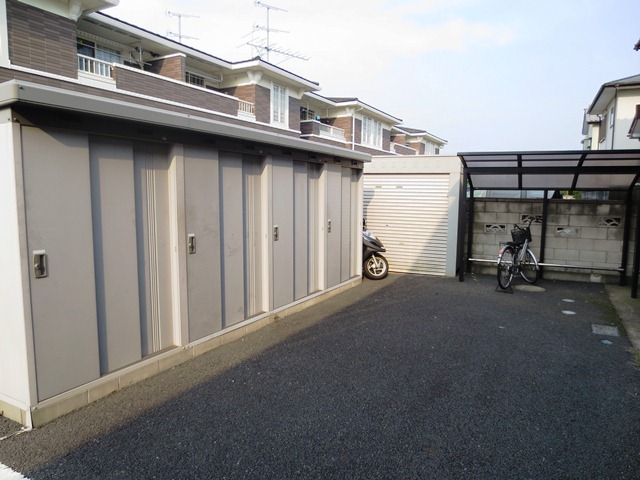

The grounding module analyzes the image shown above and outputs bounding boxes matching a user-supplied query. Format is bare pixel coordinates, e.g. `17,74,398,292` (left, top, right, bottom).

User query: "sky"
105,0,640,153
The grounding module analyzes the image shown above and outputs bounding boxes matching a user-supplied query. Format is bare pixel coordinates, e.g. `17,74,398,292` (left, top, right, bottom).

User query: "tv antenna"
167,11,199,43
245,1,308,63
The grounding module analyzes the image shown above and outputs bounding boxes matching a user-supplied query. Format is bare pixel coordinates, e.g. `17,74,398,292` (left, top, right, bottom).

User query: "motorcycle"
362,228,389,280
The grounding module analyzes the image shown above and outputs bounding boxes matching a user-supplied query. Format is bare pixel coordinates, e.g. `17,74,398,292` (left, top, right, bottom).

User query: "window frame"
76,38,121,64
186,71,205,87
362,115,382,148
271,83,288,126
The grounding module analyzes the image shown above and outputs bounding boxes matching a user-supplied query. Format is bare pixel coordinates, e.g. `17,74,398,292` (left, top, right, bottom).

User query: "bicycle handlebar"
513,217,535,230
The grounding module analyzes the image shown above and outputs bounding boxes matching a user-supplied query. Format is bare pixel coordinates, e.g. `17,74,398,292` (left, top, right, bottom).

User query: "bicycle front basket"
511,227,531,245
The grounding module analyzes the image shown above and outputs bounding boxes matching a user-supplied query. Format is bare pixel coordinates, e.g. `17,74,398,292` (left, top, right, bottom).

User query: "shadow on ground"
1,274,639,479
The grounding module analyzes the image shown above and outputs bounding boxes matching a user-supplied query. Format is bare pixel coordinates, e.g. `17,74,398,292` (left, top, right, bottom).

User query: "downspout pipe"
632,189,640,298
612,84,619,149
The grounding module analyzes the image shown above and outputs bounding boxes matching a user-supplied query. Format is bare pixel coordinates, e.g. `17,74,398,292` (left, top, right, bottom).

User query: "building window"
425,142,436,155
272,83,287,125
609,106,615,129
300,106,316,121
362,115,382,148
186,71,205,87
77,38,121,77
77,38,120,63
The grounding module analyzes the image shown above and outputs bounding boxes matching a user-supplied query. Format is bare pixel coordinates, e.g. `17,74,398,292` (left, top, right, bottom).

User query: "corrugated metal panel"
363,174,450,276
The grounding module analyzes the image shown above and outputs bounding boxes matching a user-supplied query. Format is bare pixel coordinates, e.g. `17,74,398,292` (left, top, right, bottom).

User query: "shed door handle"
188,234,196,254
33,250,47,278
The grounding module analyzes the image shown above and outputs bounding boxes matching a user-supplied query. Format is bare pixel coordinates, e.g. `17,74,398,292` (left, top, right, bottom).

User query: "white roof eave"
0,80,370,162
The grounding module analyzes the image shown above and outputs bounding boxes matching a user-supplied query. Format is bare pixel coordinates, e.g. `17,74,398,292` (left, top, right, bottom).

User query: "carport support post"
632,190,640,298
457,168,469,282
465,181,475,277
620,188,633,287
539,190,549,280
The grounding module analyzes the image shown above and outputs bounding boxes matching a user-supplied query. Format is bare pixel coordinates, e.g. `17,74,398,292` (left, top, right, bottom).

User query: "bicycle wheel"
497,245,515,289
520,249,538,284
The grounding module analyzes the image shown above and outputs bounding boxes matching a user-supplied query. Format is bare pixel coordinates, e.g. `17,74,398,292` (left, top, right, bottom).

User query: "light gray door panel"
90,136,142,374
293,161,308,300
326,166,342,288
22,127,100,400
134,143,174,355
220,152,245,326
307,164,321,293
184,146,222,340
243,156,264,318
340,168,352,282
272,157,294,308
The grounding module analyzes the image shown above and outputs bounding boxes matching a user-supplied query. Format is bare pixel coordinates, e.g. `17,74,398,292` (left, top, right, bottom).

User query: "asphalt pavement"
1,273,639,479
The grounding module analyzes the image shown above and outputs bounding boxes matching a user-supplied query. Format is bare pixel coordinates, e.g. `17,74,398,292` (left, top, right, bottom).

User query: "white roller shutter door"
364,174,450,276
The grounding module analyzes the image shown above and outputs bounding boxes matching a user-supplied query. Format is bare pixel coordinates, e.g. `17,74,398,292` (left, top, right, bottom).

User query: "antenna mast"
167,11,200,44
249,1,308,63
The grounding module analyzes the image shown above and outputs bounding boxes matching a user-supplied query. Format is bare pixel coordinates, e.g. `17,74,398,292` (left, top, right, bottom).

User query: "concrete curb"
605,284,640,351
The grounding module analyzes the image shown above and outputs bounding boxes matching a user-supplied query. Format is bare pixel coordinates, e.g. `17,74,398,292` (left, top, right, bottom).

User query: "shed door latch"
33,250,47,278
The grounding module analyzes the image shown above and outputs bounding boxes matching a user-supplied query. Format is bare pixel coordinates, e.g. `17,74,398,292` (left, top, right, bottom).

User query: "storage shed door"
363,174,450,276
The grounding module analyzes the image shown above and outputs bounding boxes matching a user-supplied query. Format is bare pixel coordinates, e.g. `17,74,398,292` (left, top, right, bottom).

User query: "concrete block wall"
469,197,639,284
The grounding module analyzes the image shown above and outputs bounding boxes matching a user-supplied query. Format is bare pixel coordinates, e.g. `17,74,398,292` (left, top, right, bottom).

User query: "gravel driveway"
1,274,639,479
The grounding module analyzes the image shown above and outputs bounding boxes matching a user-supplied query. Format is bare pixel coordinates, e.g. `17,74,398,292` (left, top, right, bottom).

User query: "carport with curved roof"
456,149,640,298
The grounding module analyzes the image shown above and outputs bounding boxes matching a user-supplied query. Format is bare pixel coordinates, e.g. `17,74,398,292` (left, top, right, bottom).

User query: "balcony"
238,99,256,120
76,55,260,124
301,120,345,142
77,54,114,78
319,123,345,140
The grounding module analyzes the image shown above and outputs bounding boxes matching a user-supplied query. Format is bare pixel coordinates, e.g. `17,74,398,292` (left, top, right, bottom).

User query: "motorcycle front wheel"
363,254,389,280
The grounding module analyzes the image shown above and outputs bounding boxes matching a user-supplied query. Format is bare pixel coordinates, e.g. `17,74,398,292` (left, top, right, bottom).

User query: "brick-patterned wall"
221,84,256,105
255,84,270,124
392,144,416,155
391,133,406,145
353,118,362,145
468,198,638,283
330,117,351,143
147,55,185,82
7,0,77,78
355,144,389,156
382,128,391,151
300,121,319,136
288,96,300,131
300,134,347,148
0,67,298,138
114,66,237,116
409,141,425,155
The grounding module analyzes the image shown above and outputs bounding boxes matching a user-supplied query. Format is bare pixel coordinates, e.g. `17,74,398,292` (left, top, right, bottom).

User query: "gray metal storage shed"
0,80,369,426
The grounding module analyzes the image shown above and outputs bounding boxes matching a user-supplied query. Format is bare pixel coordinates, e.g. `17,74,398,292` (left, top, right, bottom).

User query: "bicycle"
496,217,539,290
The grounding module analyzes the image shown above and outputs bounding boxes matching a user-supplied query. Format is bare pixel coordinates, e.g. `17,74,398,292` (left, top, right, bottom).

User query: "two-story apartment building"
0,0,370,426
299,92,447,156
390,126,446,156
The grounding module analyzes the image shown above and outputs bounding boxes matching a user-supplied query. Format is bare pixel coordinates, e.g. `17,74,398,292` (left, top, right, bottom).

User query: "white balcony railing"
319,122,345,140
77,54,114,78
238,99,255,118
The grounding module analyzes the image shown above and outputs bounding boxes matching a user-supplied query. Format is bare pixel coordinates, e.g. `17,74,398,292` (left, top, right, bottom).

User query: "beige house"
582,74,640,150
